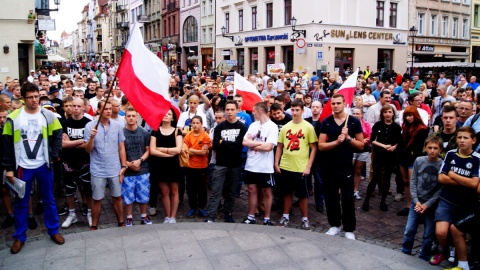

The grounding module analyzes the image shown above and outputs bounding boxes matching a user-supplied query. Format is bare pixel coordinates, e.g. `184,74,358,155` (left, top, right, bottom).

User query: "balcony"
96,35,102,41
87,34,93,39
116,5,127,12
149,13,161,21
167,2,177,11
137,15,148,23
116,22,129,29
113,44,125,50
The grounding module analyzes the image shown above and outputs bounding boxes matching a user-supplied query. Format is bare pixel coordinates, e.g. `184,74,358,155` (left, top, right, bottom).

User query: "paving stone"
42,256,85,270
229,231,276,251
162,241,206,263
86,249,126,270
209,251,256,270
198,236,242,257
125,247,167,268
245,245,291,267
168,257,214,270
85,235,122,255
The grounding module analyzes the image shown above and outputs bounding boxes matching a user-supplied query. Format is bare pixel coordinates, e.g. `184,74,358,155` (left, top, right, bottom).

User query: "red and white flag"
116,23,177,130
319,69,359,122
234,72,263,111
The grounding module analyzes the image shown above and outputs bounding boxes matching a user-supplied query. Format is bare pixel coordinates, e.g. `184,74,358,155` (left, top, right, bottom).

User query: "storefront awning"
34,40,47,60
407,62,476,68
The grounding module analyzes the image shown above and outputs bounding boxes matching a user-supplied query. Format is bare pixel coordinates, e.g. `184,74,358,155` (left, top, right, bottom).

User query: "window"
442,16,448,37
389,2,397,28
208,27,213,43
475,5,479,27
284,0,291,25
252,6,257,29
463,0,470,5
225,13,230,33
452,0,460,3
239,9,243,31
202,1,205,15
202,28,206,43
266,3,273,28
417,13,426,35
182,0,185,7
452,17,458,37
463,19,469,38
376,1,384,27
209,0,213,14
431,14,438,36
183,16,198,42
172,15,176,34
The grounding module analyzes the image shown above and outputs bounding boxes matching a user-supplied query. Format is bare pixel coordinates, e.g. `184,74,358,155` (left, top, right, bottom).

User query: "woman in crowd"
149,108,183,223
352,96,366,114
362,86,376,110
397,106,429,216
206,96,222,129
351,108,371,200
465,86,474,101
362,105,402,211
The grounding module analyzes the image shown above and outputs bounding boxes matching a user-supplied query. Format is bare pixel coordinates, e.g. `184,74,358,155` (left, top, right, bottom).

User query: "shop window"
377,49,393,72
334,48,354,76
183,16,198,43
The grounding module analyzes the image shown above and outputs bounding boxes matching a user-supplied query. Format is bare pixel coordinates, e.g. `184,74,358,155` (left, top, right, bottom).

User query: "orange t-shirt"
184,130,211,169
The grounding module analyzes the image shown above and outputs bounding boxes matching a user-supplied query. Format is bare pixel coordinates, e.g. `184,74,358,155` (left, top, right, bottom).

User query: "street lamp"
221,26,234,42
409,26,418,78
290,16,306,41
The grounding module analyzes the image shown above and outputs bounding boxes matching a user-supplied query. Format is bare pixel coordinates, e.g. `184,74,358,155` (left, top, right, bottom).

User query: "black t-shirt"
62,117,91,164
319,115,363,171
213,120,247,167
271,114,292,133
211,71,218,80
84,91,96,100
150,128,181,172
370,121,402,158
440,131,456,151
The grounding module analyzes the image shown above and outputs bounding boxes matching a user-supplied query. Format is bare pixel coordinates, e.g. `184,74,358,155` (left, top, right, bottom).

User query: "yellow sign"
330,30,394,41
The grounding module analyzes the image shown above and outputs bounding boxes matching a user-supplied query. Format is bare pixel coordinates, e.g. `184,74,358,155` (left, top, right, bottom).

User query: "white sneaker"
62,214,78,228
148,207,157,216
168,218,177,224
345,232,356,240
394,193,405,202
325,226,339,236
353,191,362,200
87,213,92,227
163,217,171,224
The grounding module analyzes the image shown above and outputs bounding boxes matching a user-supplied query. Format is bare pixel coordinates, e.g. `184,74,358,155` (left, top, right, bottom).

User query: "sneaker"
444,267,463,270
141,216,152,225
57,205,68,216
28,216,38,230
429,253,445,265
81,204,88,216
264,220,274,226
87,213,92,227
168,218,177,224
61,214,77,228
125,218,133,227
353,191,362,200
396,207,410,216
325,226,340,236
394,193,405,202
361,202,369,212
448,247,455,263
380,203,388,212
148,207,157,216
186,209,196,218
1,215,15,229
198,209,207,217
345,232,356,240
241,218,256,224
278,217,289,227
302,220,311,230
163,217,171,223
224,213,236,223
204,219,214,223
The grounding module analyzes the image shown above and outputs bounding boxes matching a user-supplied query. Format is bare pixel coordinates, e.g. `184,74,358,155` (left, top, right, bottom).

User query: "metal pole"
411,36,414,78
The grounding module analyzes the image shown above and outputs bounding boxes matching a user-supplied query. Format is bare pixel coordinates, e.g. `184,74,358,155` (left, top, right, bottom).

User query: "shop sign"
330,29,395,41
201,48,213,55
245,34,289,42
220,50,232,56
267,63,286,75
314,44,323,47
416,45,434,52
317,52,323,60
296,48,306,54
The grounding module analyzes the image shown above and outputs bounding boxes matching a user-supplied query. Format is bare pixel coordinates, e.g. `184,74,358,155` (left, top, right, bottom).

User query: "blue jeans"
312,162,324,208
14,164,60,242
401,202,436,259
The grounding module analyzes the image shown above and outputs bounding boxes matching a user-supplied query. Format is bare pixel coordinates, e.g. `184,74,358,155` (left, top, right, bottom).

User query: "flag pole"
94,75,117,130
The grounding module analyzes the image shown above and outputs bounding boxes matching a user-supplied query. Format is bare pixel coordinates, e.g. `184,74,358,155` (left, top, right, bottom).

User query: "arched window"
183,16,198,43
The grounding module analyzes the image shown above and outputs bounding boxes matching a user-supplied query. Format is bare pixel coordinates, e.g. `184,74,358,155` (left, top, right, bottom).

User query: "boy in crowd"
401,136,443,261
431,126,480,267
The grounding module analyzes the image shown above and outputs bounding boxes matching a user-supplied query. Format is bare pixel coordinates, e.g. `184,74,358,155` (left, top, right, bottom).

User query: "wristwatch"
140,158,144,163
122,165,128,169
346,137,352,142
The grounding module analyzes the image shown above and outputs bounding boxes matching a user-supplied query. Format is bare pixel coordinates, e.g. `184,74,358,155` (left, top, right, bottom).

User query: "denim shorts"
434,199,467,224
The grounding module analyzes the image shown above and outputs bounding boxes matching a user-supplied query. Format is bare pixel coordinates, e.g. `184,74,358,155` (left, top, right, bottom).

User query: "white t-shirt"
89,96,104,112
48,74,60,83
244,120,278,173
18,110,46,169
177,110,208,132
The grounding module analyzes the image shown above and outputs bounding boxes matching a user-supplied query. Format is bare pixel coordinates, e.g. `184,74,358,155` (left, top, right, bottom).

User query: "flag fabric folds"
319,69,359,122
233,72,263,111
116,23,176,130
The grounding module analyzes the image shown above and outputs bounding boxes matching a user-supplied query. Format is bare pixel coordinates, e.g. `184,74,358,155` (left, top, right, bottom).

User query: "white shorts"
353,152,369,162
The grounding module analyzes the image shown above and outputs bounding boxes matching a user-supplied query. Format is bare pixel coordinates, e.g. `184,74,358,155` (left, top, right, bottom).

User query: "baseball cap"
49,86,59,95
30,69,35,73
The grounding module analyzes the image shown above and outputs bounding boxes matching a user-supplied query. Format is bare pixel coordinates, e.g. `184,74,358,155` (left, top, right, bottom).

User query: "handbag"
179,142,189,167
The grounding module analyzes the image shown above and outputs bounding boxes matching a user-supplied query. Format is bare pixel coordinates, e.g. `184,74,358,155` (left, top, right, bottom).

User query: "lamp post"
290,16,306,41
409,26,418,78
221,26,234,42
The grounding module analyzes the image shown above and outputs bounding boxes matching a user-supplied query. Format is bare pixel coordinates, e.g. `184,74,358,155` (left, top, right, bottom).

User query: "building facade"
200,0,215,72
409,0,471,66
143,0,163,55
0,0,36,83
112,0,130,63
180,0,200,70
472,0,480,62
162,0,181,70
216,0,409,76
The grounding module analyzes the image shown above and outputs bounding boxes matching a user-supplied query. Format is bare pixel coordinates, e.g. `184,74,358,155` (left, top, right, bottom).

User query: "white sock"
458,261,470,270
302,217,308,222
69,209,75,216
283,214,289,219
126,215,133,219
247,214,255,220
264,217,270,223
141,213,147,218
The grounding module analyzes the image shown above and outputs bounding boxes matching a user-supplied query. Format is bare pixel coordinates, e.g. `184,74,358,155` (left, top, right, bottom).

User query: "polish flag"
116,23,177,130
319,69,359,122
234,72,263,111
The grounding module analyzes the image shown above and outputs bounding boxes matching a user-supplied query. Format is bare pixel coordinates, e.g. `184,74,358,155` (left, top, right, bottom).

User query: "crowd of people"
0,65,478,270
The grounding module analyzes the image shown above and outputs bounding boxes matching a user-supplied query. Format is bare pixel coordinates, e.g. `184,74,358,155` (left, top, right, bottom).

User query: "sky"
47,0,90,41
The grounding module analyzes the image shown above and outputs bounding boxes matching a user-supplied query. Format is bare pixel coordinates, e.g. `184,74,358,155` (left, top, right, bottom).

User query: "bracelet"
167,148,169,154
